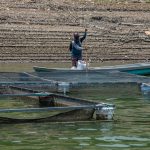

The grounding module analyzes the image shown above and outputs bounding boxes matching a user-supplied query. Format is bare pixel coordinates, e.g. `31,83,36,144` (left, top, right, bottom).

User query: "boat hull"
121,68,150,75
33,63,150,76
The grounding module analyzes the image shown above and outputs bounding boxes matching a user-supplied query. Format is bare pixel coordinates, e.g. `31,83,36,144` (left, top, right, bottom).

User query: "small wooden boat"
33,63,150,76
0,86,115,124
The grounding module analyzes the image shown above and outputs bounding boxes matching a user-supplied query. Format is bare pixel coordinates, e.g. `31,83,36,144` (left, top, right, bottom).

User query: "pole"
85,47,88,71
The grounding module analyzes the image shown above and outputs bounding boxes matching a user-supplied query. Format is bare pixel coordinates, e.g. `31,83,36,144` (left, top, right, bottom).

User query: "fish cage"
0,92,115,124
0,71,147,98
0,72,116,124
1,70,149,124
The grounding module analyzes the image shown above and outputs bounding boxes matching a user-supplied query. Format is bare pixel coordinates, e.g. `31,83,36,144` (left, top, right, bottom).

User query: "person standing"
69,29,87,68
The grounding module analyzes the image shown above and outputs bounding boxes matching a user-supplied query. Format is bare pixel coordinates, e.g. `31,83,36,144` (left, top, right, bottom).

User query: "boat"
0,86,115,124
118,64,150,76
33,63,150,76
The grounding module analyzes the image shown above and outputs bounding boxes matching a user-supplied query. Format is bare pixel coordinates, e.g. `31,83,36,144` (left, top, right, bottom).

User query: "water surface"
0,89,149,150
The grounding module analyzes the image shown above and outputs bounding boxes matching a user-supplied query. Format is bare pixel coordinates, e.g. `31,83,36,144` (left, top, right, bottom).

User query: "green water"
0,90,150,150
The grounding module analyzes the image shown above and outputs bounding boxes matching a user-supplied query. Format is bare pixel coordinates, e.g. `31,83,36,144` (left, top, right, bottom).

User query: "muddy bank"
0,0,150,64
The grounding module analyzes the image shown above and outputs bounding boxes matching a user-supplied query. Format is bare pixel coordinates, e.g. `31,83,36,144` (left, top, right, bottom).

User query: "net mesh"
0,70,149,96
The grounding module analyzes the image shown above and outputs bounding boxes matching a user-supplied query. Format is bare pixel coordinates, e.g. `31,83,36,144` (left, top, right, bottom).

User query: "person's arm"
80,29,87,43
69,41,72,51
72,41,83,51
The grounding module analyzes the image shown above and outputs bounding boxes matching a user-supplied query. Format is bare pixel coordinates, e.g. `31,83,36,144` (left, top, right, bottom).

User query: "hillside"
0,0,150,63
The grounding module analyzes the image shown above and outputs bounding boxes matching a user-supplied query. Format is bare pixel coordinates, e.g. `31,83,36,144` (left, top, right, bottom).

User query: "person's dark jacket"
69,31,87,59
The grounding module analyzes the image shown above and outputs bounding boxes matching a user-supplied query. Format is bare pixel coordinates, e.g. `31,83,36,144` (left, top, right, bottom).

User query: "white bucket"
77,60,87,70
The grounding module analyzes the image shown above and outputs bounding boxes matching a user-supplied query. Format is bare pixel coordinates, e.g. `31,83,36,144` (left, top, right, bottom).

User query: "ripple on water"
96,144,130,148
58,137,69,140
95,136,150,142
130,143,147,147
79,143,90,146
106,97,117,101
72,137,91,140
12,140,22,143
25,132,37,135
77,128,97,131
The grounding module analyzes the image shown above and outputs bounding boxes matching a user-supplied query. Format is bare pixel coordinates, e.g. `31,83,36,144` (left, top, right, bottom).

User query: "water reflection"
0,120,149,150
95,136,150,142
0,93,150,150
96,144,130,148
